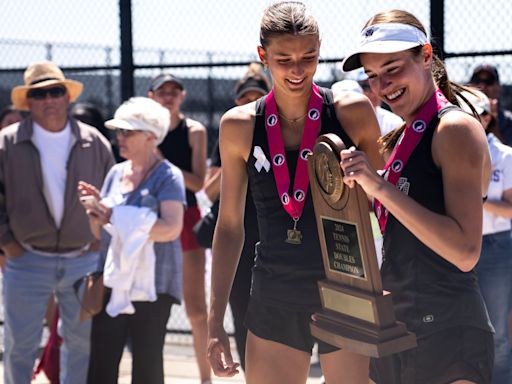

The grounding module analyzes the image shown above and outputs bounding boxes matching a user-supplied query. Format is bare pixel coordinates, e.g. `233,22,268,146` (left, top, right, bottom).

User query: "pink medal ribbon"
374,89,450,234
265,84,323,244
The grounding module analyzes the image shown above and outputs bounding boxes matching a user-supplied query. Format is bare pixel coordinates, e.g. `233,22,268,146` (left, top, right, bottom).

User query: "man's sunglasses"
27,86,67,100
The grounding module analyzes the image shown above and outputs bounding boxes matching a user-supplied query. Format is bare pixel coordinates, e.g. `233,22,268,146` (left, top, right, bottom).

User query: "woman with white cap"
460,89,512,384
78,97,186,383
340,9,493,384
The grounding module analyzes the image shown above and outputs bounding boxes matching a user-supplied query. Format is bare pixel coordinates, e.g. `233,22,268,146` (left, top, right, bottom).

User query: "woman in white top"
461,88,512,384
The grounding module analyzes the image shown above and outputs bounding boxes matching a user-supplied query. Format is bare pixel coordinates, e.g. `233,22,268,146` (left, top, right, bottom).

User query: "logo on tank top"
422,314,434,323
253,146,270,173
308,108,320,121
391,160,403,173
267,114,278,127
294,189,305,202
281,193,290,205
300,148,312,160
412,120,427,133
273,154,285,166
397,177,410,195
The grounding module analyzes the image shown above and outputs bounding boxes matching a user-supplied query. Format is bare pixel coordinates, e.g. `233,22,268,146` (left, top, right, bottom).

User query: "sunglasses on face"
154,89,182,98
473,77,496,86
113,128,147,137
27,86,67,100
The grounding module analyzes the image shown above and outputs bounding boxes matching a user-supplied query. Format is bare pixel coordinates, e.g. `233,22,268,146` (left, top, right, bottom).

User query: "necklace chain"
278,111,308,125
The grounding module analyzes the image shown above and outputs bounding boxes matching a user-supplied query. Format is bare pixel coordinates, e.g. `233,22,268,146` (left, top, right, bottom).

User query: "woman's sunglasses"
113,128,145,137
27,86,67,100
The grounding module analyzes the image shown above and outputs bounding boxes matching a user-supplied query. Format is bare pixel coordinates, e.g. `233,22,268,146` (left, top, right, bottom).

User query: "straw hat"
11,61,83,111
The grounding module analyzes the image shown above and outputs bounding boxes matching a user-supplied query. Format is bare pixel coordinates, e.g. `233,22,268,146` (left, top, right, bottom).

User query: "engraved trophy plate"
308,133,416,357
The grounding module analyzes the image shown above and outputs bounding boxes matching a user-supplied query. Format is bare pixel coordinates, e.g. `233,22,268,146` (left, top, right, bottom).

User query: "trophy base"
311,311,417,358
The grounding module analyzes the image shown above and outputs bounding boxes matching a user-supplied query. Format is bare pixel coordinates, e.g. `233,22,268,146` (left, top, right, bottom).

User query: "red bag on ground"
33,307,62,384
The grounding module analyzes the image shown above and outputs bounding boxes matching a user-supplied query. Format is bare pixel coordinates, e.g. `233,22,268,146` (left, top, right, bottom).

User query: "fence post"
45,43,53,61
430,0,445,59
207,51,214,137
119,0,134,101
105,47,114,116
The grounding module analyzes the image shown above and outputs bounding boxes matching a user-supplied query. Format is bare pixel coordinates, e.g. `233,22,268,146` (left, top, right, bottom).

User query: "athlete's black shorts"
370,326,494,384
245,296,339,355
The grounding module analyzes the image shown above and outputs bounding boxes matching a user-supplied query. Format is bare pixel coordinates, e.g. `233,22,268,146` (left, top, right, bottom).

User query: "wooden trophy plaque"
308,133,416,358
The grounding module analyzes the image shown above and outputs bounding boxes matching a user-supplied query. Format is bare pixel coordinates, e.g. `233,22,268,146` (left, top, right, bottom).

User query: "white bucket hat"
105,97,170,145
342,23,429,72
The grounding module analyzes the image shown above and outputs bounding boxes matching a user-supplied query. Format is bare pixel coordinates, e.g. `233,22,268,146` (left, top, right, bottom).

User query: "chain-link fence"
0,0,511,335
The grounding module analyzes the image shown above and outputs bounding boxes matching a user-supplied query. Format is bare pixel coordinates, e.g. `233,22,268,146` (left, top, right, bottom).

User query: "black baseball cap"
235,77,270,100
470,64,500,84
149,73,184,92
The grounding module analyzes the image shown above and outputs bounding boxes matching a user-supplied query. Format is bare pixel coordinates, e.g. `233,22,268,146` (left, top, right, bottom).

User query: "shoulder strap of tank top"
250,96,267,150
422,105,461,140
438,104,461,118
255,96,265,117
318,86,356,149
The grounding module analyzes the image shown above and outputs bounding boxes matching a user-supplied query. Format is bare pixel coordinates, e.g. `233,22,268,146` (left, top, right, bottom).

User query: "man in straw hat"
1,61,114,384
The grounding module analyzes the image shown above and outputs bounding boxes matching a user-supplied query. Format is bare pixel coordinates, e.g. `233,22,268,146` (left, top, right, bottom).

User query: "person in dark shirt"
148,74,210,383
207,2,383,383
204,62,270,373
470,64,512,146
0,105,22,129
341,9,494,384
71,102,122,163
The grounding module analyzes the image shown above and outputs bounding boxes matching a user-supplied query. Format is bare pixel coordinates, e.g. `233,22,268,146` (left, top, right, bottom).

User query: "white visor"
342,23,429,72
457,89,491,116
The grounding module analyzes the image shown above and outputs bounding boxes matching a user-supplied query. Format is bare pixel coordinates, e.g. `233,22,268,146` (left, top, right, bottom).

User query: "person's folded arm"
148,200,184,242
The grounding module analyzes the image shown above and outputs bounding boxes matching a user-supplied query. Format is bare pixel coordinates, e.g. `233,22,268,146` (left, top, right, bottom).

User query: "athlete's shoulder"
221,101,257,126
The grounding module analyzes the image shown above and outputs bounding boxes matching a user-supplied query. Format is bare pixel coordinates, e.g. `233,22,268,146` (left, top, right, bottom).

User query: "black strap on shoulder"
438,104,461,118
321,86,335,105
255,96,265,116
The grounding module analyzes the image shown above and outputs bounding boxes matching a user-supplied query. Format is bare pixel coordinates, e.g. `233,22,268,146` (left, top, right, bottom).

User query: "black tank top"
210,140,259,243
381,106,493,335
247,87,355,311
159,118,197,206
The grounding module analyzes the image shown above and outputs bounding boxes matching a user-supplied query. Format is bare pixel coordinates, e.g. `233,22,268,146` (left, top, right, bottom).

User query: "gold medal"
285,218,302,244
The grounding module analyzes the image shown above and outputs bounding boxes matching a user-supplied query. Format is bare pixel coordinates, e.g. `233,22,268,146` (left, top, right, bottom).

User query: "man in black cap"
470,64,512,144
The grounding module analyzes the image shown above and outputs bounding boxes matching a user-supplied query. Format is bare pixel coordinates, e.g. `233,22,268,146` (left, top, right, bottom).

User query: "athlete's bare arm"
341,110,491,271
184,119,207,192
207,102,256,377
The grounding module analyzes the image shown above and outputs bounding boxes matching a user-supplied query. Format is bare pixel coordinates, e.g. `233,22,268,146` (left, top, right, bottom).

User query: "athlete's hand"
340,146,384,197
207,324,240,377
